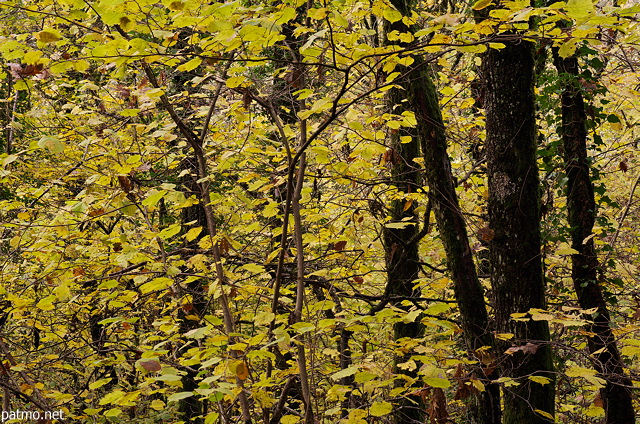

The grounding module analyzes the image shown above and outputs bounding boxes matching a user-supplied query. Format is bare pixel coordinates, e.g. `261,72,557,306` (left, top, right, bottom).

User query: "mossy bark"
410,65,501,424
482,38,555,423
554,53,635,424
383,1,500,422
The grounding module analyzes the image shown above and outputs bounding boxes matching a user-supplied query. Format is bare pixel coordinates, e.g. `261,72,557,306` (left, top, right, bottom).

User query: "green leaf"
167,392,194,402
38,136,64,154
142,189,168,207
331,366,358,380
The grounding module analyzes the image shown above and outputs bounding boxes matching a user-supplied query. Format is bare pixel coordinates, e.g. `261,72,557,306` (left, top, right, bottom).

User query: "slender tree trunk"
482,38,555,423
375,4,425,424
410,63,501,424
177,154,208,424
553,52,635,424
381,2,500,423
383,79,425,424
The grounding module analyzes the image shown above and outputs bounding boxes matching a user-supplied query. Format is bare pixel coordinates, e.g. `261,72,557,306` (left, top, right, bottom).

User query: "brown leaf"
117,175,133,193
352,276,364,284
478,226,495,242
428,388,449,424
454,381,477,401
139,359,161,372
112,242,123,252
593,390,603,408
505,342,538,355
620,160,628,173
410,387,431,403
88,208,105,217
219,238,231,256
333,240,347,251
236,361,249,380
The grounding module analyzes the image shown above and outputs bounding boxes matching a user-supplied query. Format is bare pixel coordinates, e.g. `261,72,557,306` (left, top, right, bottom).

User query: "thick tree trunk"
482,38,555,423
553,53,635,424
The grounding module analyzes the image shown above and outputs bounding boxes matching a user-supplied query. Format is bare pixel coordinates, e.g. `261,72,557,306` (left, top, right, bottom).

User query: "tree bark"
411,63,501,424
482,38,555,423
383,1,500,422
553,52,635,424
383,72,425,424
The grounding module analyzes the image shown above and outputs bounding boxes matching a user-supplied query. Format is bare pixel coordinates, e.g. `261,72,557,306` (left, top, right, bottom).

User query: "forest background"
0,0,640,423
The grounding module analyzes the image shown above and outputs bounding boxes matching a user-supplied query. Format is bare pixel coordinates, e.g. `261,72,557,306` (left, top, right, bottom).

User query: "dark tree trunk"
482,38,555,423
177,153,208,424
383,78,425,424
383,1,500,422
553,52,635,424
410,64,501,424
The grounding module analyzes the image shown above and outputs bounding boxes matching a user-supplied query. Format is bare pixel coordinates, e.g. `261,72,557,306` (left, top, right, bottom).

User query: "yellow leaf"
35,30,61,43
38,136,64,154
557,242,580,255
558,39,579,58
370,401,393,417
535,409,554,420
472,0,494,10
184,227,203,242
423,377,451,388
36,295,56,311
177,57,202,72
529,375,552,385
383,8,403,23
566,0,593,19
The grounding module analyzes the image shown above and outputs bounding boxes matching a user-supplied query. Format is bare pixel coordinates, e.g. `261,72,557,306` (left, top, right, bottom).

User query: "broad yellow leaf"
370,401,393,417
472,0,493,10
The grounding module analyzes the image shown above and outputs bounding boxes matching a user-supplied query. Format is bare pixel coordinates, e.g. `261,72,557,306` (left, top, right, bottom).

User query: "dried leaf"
428,388,449,424
478,226,494,242
235,361,249,380
139,359,161,372
620,160,628,172
593,390,603,408
333,240,347,251
505,342,538,355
